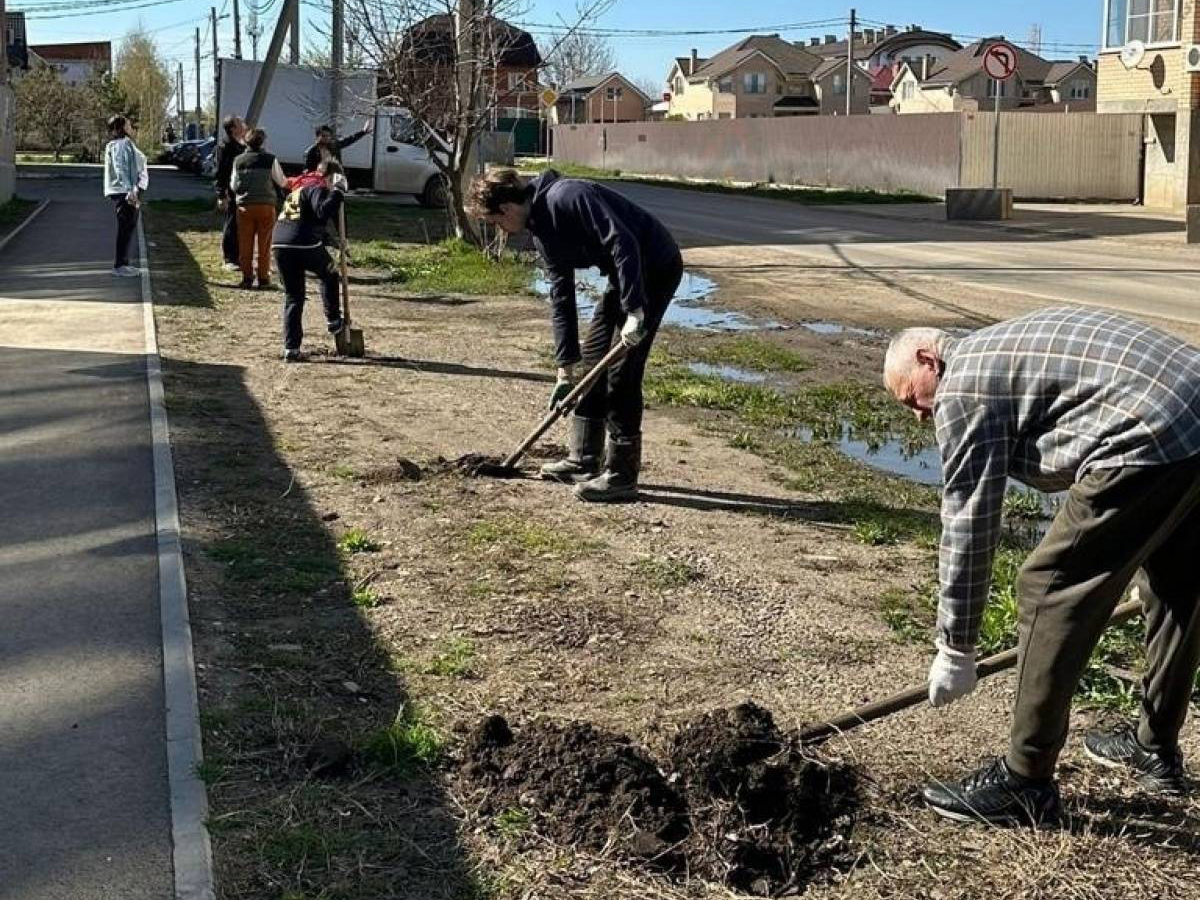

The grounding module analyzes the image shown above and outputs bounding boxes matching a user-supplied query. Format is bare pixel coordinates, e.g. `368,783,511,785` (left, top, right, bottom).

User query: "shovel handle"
798,597,1142,745
337,206,351,324
501,342,629,470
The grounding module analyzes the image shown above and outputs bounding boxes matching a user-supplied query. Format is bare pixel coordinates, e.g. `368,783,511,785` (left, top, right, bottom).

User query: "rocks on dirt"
460,702,859,895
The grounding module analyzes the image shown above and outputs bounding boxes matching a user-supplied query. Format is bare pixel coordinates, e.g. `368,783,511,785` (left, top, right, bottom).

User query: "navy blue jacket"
525,171,680,366
271,184,344,249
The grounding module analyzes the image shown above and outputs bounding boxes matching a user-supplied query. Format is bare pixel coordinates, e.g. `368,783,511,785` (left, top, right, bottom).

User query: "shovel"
798,597,1142,746
459,341,629,477
334,205,365,358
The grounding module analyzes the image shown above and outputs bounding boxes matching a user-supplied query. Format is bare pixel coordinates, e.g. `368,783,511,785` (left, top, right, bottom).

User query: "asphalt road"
25,163,1200,327
1,176,173,898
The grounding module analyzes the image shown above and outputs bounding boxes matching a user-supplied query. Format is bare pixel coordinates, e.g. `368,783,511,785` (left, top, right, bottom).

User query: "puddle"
794,425,942,485
799,322,881,338
533,268,782,332
686,362,768,384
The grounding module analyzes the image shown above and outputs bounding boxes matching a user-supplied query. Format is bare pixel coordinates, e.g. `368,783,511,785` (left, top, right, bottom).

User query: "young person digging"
469,168,682,502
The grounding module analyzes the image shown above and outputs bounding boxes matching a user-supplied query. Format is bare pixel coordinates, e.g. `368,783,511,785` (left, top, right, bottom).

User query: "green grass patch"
194,759,226,786
338,528,381,554
521,160,937,205
424,637,476,678
358,707,445,777
1003,489,1045,520
352,587,382,609
633,556,703,590
880,588,931,643
260,824,353,869
853,520,900,546
329,463,357,480
466,518,583,557
493,807,531,839
690,335,811,373
354,237,532,295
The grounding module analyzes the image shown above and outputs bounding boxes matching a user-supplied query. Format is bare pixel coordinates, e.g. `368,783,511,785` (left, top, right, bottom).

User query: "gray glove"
548,376,574,410
928,640,978,707
330,173,349,192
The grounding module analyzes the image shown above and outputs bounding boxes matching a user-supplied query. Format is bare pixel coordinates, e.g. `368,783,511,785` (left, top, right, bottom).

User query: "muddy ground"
145,198,1200,900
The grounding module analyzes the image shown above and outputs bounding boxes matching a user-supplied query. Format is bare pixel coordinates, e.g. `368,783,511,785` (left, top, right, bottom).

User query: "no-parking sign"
983,41,1019,81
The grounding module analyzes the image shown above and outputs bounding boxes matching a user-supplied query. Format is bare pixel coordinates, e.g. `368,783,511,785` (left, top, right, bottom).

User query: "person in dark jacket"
214,115,246,270
231,127,289,289
272,159,349,361
303,119,373,172
468,168,683,502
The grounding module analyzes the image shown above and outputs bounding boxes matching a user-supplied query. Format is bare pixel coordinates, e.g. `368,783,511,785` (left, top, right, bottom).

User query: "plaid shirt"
934,306,1200,649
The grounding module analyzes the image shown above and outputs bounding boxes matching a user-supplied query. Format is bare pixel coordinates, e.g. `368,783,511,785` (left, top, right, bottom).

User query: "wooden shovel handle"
501,342,629,470
798,597,1143,744
337,205,351,324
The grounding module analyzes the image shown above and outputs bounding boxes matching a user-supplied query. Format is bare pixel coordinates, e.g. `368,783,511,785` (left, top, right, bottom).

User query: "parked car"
172,139,206,170
190,138,216,174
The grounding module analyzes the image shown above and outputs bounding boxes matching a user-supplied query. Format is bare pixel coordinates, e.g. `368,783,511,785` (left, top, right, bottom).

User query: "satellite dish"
1121,39,1146,70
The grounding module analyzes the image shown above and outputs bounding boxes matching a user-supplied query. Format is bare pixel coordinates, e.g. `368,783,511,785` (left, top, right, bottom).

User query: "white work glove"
330,173,349,193
928,640,978,707
620,309,646,347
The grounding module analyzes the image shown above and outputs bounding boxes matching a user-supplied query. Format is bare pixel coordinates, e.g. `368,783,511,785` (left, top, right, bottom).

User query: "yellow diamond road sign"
539,88,559,107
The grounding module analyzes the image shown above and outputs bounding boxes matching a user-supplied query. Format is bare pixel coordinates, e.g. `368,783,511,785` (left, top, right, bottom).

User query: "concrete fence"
0,87,15,204
551,111,1145,201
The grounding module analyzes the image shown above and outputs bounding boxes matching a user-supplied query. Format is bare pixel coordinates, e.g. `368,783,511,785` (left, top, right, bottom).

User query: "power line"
20,0,190,20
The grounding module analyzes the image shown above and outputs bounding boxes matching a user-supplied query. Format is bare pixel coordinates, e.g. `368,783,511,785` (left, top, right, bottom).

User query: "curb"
0,198,50,254
138,220,217,900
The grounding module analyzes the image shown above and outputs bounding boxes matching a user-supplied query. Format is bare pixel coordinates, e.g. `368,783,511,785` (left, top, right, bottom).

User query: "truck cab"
371,108,448,207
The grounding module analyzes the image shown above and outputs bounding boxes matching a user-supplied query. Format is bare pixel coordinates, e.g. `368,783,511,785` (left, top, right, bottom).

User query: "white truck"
217,58,449,206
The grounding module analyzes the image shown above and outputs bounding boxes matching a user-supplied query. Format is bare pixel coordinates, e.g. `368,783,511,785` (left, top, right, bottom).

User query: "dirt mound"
461,703,859,895
424,454,524,478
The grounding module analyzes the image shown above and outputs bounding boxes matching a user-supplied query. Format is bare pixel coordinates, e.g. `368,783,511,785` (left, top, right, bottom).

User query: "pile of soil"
461,703,859,896
427,454,524,478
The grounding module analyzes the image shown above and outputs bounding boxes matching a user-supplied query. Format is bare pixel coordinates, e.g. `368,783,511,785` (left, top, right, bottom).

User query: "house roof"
559,72,651,103
402,14,541,68
29,41,110,63
671,55,708,77
1044,61,1093,85
805,28,960,62
921,39,1062,86
810,56,872,82
690,34,822,81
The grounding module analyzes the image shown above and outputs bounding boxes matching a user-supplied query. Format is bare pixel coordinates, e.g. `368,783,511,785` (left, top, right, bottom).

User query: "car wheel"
419,175,448,208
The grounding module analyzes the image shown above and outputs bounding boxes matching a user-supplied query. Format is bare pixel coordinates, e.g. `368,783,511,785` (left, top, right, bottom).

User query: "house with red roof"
28,41,111,87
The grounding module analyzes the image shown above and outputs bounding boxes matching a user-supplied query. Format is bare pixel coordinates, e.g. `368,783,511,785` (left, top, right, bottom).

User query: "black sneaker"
1083,724,1188,797
238,277,255,290
326,318,345,334
282,349,304,363
922,757,1061,827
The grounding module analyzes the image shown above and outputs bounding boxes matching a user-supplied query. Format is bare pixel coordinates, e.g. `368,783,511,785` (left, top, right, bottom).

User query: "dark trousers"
1007,454,1200,779
574,252,683,440
274,246,341,351
109,194,139,268
221,199,239,265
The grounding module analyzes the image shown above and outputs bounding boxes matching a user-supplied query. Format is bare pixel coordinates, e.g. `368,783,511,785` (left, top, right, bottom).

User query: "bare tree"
633,76,663,103
336,0,612,243
542,22,616,88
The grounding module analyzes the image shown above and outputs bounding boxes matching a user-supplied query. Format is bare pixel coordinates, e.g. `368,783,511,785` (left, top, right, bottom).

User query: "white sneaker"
222,262,241,272
112,265,141,277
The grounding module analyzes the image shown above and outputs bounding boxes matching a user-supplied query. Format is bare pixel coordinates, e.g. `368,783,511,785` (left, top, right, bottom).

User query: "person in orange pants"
230,127,288,289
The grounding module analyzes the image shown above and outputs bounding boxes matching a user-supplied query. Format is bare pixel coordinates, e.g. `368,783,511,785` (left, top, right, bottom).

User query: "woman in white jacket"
103,115,149,277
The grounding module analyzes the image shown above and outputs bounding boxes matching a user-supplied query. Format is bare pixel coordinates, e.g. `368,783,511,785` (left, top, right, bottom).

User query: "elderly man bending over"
884,306,1200,826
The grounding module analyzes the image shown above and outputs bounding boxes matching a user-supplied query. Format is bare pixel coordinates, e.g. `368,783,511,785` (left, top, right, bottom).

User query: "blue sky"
19,0,1106,104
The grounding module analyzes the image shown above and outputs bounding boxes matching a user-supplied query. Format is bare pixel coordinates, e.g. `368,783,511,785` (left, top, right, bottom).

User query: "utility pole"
288,0,299,64
331,0,344,133
233,0,242,59
195,27,202,133
246,0,299,125
845,7,856,116
0,0,8,87
211,6,220,124
177,63,184,132
247,8,262,61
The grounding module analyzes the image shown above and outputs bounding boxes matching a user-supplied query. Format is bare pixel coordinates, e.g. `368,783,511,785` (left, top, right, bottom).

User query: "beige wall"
1097,49,1186,113
815,68,870,115
582,75,647,123
1144,113,1179,208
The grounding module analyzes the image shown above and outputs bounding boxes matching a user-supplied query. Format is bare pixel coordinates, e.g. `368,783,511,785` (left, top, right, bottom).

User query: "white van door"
373,113,437,194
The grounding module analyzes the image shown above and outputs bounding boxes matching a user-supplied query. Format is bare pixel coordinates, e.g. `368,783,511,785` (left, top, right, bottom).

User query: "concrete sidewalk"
0,195,182,897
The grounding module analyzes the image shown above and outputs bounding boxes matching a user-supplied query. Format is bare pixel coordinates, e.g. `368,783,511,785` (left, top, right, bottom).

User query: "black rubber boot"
540,417,605,483
574,435,641,503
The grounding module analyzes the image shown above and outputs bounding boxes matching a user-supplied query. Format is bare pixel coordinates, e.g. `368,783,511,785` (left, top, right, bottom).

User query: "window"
718,112,731,119
743,72,767,93
1069,79,1091,99
390,115,417,144
986,78,1007,98
605,86,623,101
1103,0,1179,49
507,71,524,90
674,75,685,95
832,73,846,96
901,80,915,100
717,76,733,93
